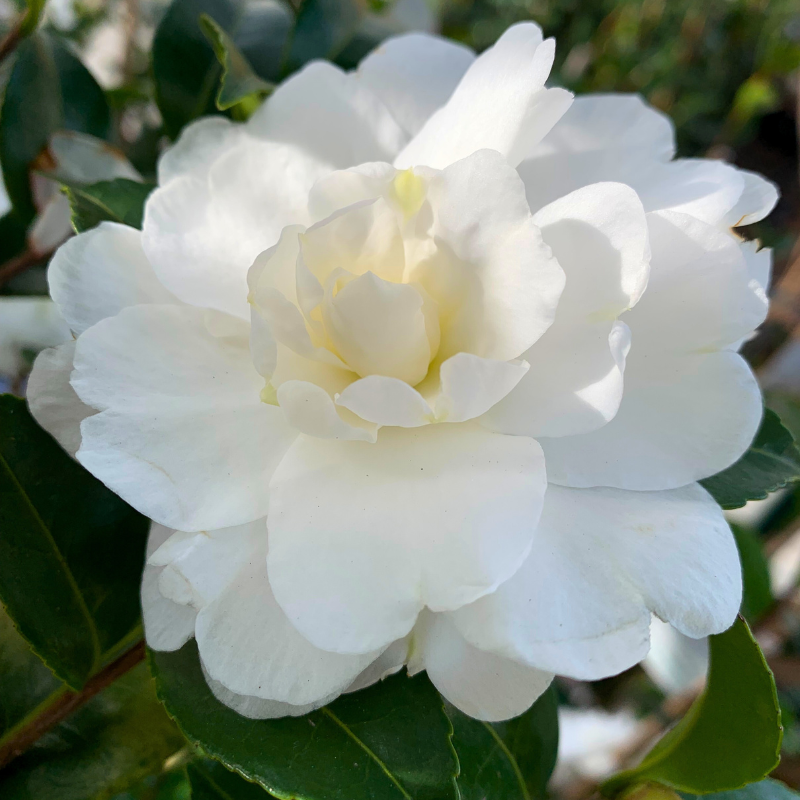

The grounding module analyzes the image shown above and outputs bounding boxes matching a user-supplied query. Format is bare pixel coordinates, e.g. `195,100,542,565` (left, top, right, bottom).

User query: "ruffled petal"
395,23,572,169
355,33,475,136
336,376,433,427
450,483,741,679
267,424,547,654
419,149,565,362
48,223,177,336
723,168,779,227
72,304,297,530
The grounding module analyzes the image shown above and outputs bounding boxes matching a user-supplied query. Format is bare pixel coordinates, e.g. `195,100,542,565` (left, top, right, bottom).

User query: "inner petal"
322,271,434,385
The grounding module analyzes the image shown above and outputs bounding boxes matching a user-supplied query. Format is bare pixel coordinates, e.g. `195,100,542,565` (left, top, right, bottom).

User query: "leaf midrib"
481,722,530,800
0,445,101,678
320,707,413,800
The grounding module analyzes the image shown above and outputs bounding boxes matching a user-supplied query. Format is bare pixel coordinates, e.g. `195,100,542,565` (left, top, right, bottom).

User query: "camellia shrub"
0,1,798,799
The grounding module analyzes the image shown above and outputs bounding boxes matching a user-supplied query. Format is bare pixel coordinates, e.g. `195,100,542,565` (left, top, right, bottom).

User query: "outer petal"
72,305,297,530
723,168,779,227
141,523,197,652
187,524,379,706
542,350,762,490
450,483,741,680
248,61,407,167
355,33,475,136
27,341,93,457
267,424,547,654
142,138,328,319
419,150,565,362
158,116,244,184
417,612,553,722
49,223,177,336
395,23,572,169
482,183,648,437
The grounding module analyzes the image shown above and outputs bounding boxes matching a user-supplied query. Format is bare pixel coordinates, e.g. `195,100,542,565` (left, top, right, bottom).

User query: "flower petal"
436,353,529,423
48,223,177,336
395,23,572,169
72,304,296,530
419,149,564,362
336,376,433,427
191,522,379,705
267,424,547,654
142,138,327,319
723,168,779,227
355,33,475,136
417,612,553,722
451,483,741,679
482,182,648,437
277,380,377,441
27,341,93,457
248,61,407,167
158,116,244,184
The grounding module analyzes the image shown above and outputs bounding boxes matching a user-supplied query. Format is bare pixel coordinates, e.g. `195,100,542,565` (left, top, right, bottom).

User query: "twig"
0,247,52,288
0,15,24,65
0,639,146,771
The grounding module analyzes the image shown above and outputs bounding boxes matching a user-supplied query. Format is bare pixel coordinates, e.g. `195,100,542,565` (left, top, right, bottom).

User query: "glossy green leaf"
0,31,110,220
601,617,782,796
0,663,186,800
701,409,800,509
150,640,459,800
0,395,149,689
65,179,155,233
449,685,559,800
732,525,774,622
681,779,800,800
286,0,364,69
153,0,292,137
187,759,274,799
200,14,273,111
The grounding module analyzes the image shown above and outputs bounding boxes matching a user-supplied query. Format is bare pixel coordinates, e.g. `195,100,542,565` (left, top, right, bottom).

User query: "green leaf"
0,31,110,220
187,759,274,799
0,604,64,743
700,408,800,509
64,179,155,233
681,778,800,800
150,640,459,800
732,525,774,622
0,395,149,689
601,617,782,796
199,14,273,111
0,663,186,800
153,0,292,137
19,0,46,37
449,685,559,800
286,0,364,69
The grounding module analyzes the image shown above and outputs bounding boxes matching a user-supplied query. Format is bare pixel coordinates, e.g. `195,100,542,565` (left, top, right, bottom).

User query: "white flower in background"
29,23,777,721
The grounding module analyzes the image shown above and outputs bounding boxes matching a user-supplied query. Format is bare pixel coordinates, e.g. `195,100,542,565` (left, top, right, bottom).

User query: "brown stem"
0,247,52,288
0,639,146,771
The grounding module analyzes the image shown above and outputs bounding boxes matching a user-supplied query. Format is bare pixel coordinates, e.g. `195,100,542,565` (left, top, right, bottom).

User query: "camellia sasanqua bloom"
29,23,777,722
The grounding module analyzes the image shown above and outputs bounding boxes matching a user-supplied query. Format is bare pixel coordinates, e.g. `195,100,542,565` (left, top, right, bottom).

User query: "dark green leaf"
150,640,459,800
187,759,274,799
732,525,774,622
286,0,364,69
0,604,65,743
65,179,155,233
449,685,559,800
0,395,149,688
153,0,292,137
199,14,273,111
0,663,186,800
601,617,782,796
0,31,110,220
681,778,800,800
701,409,800,509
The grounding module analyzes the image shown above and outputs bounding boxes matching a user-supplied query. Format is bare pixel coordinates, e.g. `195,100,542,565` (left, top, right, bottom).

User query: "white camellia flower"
29,23,776,722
